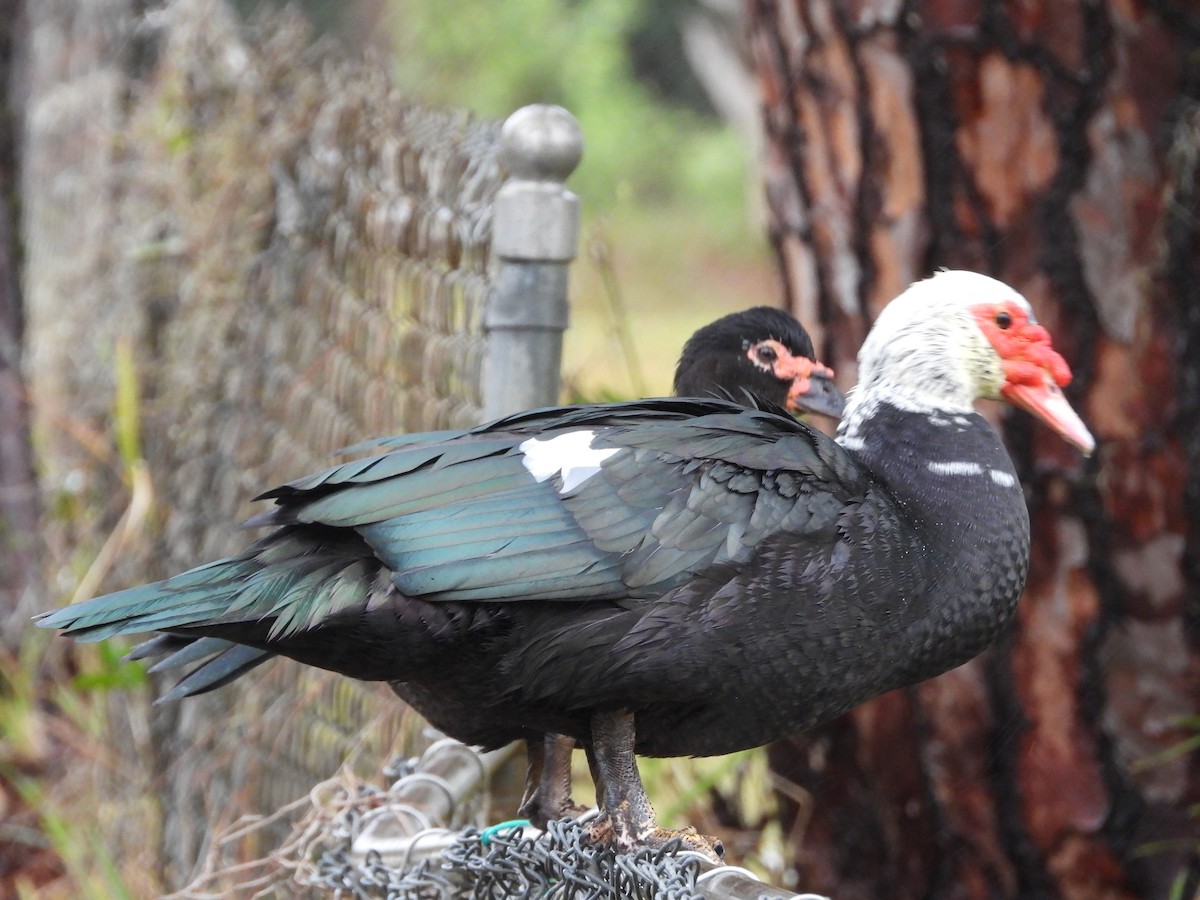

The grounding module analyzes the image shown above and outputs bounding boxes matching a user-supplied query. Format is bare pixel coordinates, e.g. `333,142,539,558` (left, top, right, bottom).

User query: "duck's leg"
518,736,546,819
582,709,723,862
518,733,588,828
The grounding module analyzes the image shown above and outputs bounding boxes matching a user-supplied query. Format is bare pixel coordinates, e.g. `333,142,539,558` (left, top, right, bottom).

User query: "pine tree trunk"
747,1,1200,897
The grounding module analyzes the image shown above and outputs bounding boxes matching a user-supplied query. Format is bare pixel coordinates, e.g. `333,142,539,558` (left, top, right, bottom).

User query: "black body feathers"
41,395,1030,757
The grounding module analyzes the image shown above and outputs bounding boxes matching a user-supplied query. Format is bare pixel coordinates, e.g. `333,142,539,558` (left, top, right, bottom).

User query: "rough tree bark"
746,2,1199,898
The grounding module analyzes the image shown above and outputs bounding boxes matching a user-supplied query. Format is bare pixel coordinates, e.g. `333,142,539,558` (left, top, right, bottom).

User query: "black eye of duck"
995,311,1013,329
755,345,778,364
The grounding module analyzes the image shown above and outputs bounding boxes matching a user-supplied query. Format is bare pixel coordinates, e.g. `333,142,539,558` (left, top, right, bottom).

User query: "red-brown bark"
749,1,1200,896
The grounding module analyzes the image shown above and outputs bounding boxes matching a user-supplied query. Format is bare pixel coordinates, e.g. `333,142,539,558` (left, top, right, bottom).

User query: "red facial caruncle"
746,339,839,415
971,300,1094,455
973,301,1072,387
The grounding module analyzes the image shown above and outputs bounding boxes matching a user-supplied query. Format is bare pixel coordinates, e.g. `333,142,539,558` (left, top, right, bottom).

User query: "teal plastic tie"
480,819,531,847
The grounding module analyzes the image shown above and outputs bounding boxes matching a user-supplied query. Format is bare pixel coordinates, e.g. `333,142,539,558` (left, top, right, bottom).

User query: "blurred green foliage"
70,641,147,694
386,0,751,220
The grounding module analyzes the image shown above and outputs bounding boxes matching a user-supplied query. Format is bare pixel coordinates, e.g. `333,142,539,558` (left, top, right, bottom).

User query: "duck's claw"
519,796,591,829
643,825,724,863
582,813,724,863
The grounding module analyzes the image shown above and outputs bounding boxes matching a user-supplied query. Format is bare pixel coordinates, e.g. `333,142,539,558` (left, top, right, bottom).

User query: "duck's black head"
673,307,845,418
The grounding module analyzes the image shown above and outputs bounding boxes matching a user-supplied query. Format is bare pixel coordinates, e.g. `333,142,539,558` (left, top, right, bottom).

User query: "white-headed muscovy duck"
39,271,1093,861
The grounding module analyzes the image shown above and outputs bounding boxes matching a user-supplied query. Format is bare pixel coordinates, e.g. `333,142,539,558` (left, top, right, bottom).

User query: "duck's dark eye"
756,345,778,363
995,311,1013,329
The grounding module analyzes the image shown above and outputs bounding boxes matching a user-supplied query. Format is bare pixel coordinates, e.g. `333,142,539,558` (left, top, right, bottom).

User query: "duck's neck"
837,392,1031,681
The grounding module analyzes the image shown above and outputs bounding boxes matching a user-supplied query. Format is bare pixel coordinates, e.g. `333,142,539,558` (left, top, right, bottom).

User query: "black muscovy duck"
39,271,1093,861
672,305,843,418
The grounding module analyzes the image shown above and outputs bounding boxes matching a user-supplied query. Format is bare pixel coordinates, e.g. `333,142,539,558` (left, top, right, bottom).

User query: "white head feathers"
837,271,1032,447
856,270,1031,409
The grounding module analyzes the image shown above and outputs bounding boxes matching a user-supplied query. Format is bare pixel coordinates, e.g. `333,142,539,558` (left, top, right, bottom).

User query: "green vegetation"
388,0,739,208
1,631,153,898
2,334,157,895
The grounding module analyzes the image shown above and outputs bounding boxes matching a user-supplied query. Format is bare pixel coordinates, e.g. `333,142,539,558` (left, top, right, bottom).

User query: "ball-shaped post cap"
500,105,583,182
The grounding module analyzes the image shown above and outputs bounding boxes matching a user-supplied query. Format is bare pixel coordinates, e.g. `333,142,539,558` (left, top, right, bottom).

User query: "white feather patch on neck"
924,460,1019,487
520,431,619,493
989,469,1017,487
928,460,983,476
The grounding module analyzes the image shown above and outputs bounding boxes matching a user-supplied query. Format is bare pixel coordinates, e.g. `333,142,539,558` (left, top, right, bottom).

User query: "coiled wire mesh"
170,738,823,900
313,819,708,900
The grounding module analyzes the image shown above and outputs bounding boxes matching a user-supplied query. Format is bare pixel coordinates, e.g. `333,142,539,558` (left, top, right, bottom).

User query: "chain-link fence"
23,0,532,884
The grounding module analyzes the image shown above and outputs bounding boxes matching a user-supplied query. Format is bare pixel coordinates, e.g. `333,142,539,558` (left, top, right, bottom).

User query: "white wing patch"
520,431,619,493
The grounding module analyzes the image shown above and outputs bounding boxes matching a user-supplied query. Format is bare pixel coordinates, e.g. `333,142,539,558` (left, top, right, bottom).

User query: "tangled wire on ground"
169,756,719,899
313,818,709,899
169,742,815,900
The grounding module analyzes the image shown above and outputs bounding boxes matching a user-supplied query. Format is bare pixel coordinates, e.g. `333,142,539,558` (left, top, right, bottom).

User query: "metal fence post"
483,104,583,420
